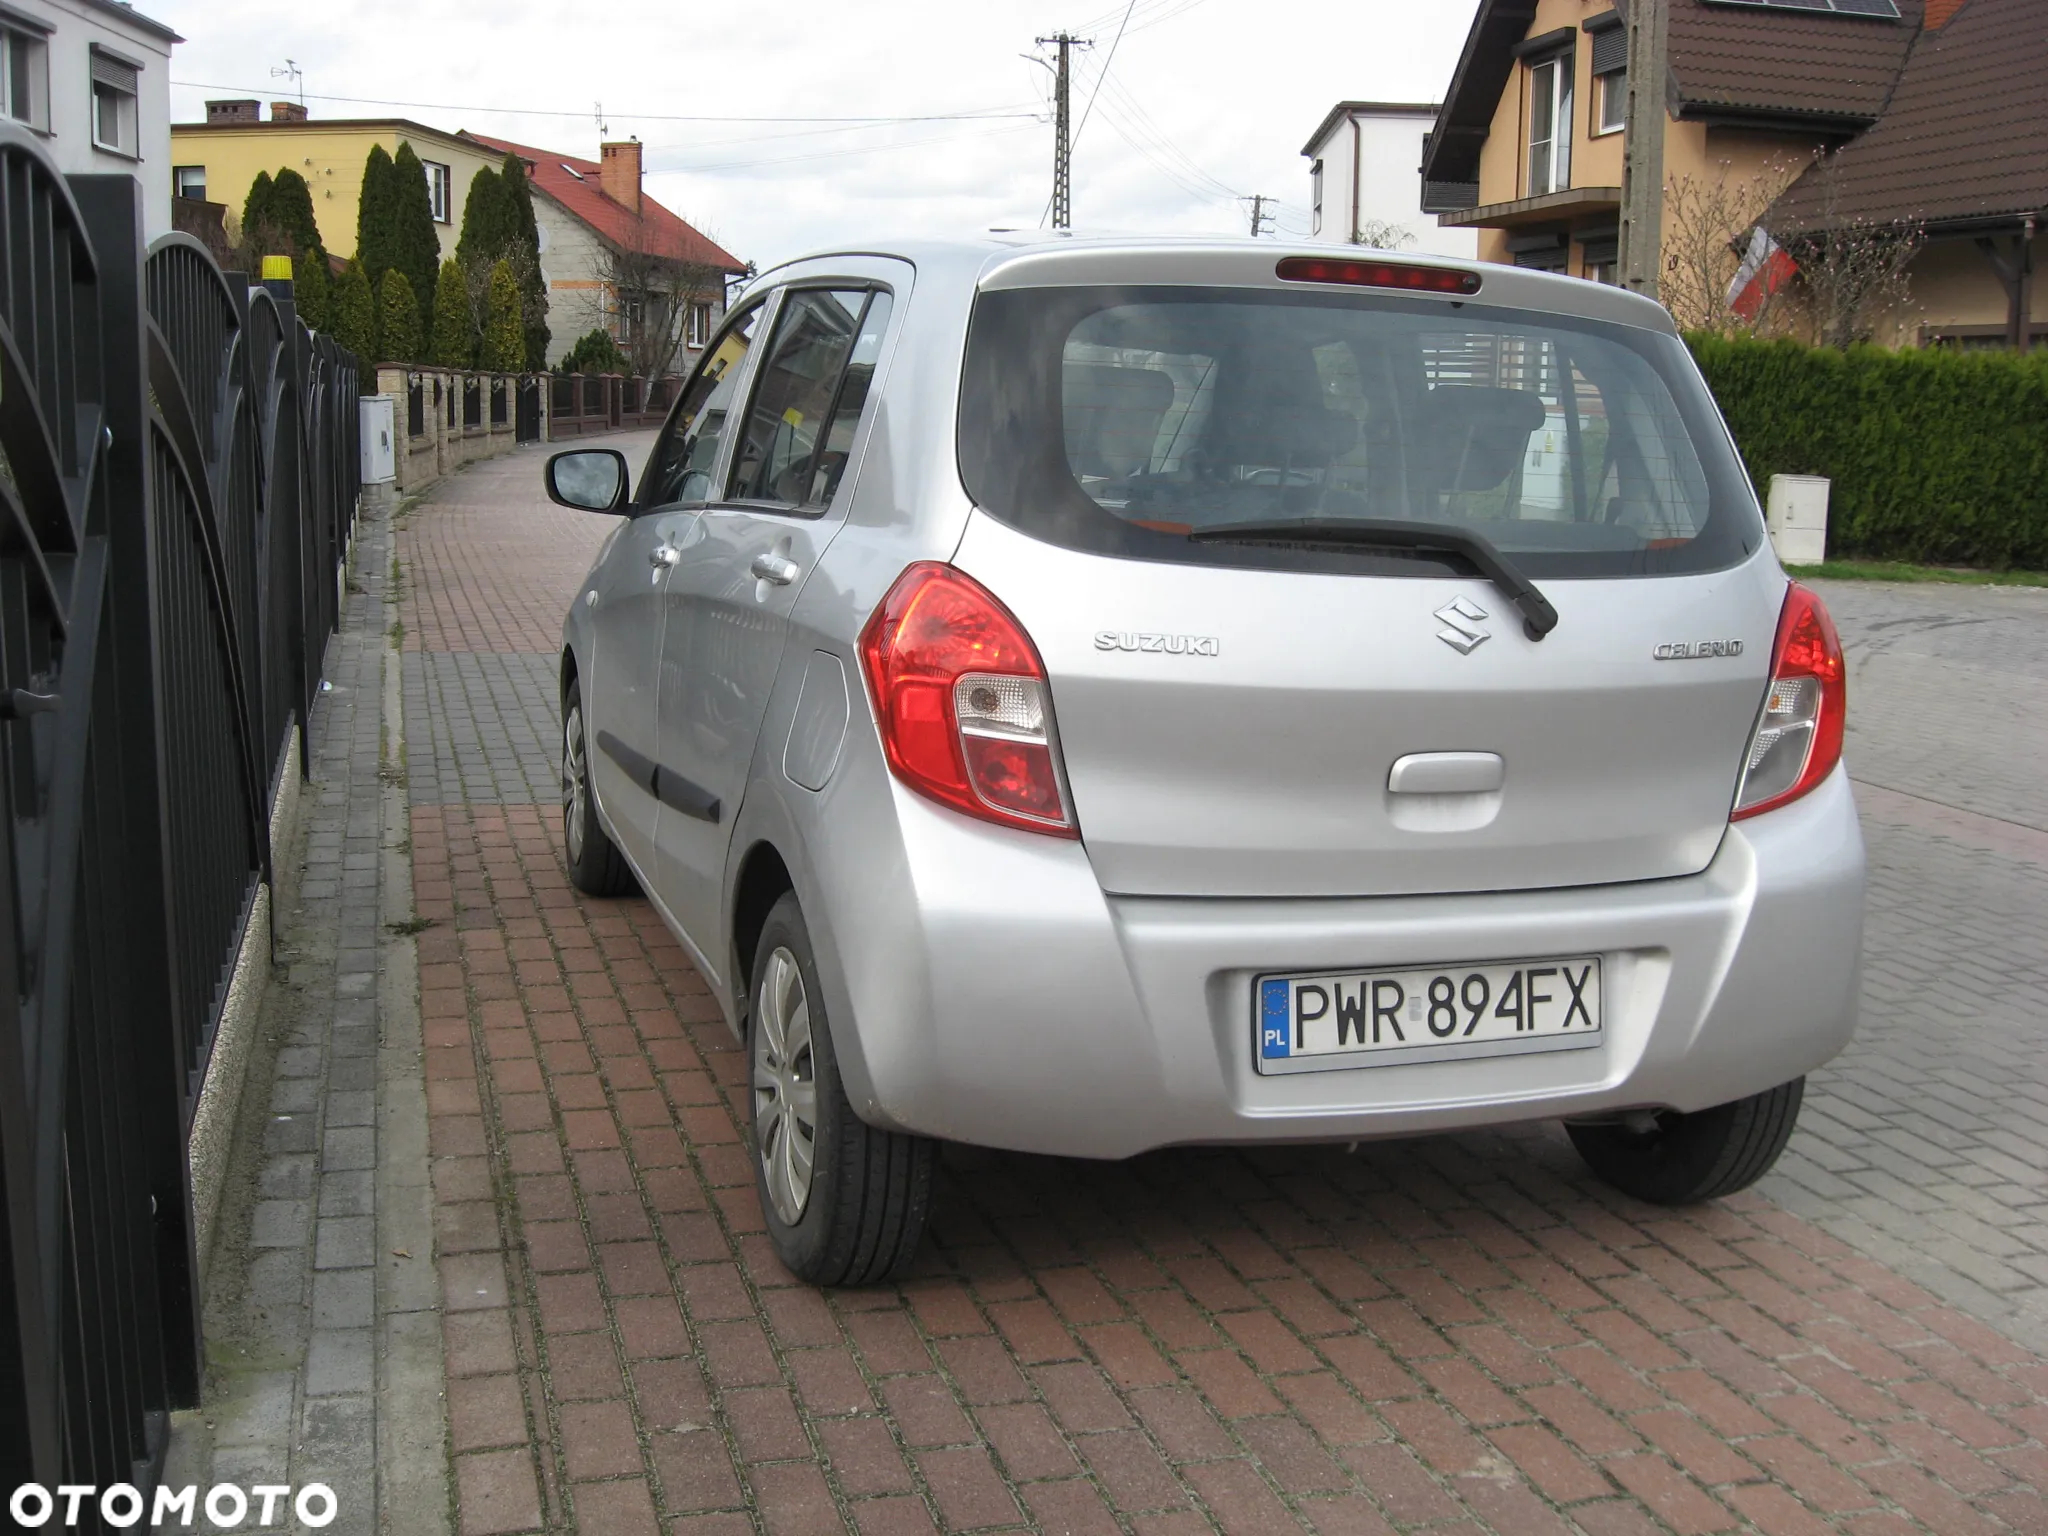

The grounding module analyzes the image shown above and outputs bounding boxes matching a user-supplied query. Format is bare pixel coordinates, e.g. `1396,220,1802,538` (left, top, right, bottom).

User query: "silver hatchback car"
547,236,1864,1286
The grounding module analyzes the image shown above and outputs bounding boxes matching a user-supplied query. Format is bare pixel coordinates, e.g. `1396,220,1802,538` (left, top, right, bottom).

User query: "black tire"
561,677,637,897
1568,1078,1805,1205
749,893,934,1286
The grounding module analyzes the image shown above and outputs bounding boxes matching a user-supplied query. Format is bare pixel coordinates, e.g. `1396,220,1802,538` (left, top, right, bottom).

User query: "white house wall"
1309,112,1477,260
9,0,174,237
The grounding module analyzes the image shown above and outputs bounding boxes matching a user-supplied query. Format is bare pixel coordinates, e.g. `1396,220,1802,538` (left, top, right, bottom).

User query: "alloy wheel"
752,946,819,1225
563,702,588,863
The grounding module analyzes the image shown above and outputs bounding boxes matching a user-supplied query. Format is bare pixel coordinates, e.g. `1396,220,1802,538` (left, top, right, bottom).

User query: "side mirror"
546,449,629,512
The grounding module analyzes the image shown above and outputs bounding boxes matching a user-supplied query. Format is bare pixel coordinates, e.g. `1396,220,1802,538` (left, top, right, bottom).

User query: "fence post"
71,173,206,1413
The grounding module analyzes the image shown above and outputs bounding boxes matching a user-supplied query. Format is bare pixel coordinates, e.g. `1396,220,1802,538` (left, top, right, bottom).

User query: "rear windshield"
957,286,1763,579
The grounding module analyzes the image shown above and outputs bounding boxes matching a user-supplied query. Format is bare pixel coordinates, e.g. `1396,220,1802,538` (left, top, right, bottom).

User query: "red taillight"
1732,582,1846,820
858,564,1077,837
1275,256,1482,295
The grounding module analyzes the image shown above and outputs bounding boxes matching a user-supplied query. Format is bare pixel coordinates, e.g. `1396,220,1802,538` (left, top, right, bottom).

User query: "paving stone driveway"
397,443,2048,1535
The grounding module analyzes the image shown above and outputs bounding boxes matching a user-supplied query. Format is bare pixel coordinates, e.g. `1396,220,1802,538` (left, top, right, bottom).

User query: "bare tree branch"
589,222,729,376
1659,154,1808,336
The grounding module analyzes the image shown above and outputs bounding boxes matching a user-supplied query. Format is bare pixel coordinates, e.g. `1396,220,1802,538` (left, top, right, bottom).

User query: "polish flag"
1727,226,1798,321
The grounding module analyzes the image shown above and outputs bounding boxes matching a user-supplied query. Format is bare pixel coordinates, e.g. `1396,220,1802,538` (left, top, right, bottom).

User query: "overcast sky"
154,0,1472,269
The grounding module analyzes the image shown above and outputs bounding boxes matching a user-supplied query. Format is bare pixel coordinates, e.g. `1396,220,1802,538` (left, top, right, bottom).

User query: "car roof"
743,233,1678,334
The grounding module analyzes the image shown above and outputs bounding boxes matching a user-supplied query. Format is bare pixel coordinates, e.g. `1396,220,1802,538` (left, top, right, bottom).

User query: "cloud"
155,0,1470,268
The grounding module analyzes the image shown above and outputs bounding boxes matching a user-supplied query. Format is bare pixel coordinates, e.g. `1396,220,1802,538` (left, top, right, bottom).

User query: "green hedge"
1684,333,2048,568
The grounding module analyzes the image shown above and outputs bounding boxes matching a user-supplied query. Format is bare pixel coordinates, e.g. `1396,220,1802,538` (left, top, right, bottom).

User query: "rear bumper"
824,764,1864,1160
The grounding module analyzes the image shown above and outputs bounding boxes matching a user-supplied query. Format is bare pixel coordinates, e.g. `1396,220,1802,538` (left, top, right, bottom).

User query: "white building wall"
4,0,175,237
1306,109,1476,260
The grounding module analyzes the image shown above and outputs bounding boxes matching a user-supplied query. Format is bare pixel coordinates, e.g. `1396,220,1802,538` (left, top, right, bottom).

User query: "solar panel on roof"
1703,0,1902,15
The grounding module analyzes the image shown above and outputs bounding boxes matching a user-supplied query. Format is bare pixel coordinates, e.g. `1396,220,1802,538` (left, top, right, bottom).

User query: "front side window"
726,288,886,510
638,300,764,508
958,286,1763,580
425,161,452,222
1527,54,1573,195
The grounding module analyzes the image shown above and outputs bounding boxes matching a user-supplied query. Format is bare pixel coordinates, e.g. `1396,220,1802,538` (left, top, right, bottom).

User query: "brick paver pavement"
398,446,2048,1534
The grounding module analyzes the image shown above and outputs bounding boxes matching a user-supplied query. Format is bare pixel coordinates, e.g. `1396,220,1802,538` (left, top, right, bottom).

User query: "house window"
1526,53,1573,196
1595,68,1627,134
1310,158,1324,236
424,160,452,223
89,49,138,156
1,25,47,129
685,301,712,349
174,165,206,201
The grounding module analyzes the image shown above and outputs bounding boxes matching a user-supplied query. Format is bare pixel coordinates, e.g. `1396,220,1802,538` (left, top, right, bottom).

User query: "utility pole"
1243,194,1274,237
1618,0,1669,299
1037,32,1091,229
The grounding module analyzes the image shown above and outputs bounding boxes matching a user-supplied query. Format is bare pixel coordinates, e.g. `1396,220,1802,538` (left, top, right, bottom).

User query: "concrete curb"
375,624,452,1533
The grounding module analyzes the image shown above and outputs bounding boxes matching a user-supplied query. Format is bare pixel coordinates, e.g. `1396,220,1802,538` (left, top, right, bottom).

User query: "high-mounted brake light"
1275,256,1482,295
1732,582,1846,820
859,564,1077,838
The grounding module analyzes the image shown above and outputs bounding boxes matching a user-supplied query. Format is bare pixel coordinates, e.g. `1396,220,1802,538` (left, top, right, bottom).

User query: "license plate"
1254,956,1602,1075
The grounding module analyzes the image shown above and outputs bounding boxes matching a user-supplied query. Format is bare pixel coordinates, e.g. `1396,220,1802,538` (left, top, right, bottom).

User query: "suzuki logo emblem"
1434,597,1491,655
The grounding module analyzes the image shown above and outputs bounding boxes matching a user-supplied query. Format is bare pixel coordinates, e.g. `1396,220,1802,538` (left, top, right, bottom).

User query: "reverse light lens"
1275,256,1483,295
1732,583,1846,820
859,564,1077,836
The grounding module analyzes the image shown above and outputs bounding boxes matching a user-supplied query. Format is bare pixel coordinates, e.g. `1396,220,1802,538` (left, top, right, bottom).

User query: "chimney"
206,99,261,125
270,100,309,123
1924,0,1968,25
600,138,642,216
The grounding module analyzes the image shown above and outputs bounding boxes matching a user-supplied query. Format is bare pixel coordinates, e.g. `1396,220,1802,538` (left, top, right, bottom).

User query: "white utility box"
359,397,396,484
1766,474,1830,565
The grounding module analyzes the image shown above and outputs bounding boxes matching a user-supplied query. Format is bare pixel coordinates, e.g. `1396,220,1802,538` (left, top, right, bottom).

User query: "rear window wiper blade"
1187,517,1559,640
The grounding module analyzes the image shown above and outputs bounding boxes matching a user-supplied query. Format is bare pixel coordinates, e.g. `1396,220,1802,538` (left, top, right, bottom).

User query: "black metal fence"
0,127,359,1511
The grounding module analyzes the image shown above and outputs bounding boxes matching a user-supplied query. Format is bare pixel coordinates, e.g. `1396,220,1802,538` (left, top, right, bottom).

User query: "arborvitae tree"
480,259,524,372
455,165,511,268
329,258,376,363
356,144,400,292
428,257,473,368
292,249,332,331
240,170,276,246
388,141,442,325
268,168,325,259
377,268,422,364
499,154,550,369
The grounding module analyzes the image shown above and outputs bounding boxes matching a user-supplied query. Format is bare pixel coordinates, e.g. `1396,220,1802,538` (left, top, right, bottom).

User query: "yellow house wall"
1887,234,2048,347
169,123,503,263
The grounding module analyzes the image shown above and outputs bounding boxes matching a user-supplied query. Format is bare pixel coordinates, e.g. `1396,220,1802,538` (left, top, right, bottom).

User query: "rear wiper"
1188,518,1560,640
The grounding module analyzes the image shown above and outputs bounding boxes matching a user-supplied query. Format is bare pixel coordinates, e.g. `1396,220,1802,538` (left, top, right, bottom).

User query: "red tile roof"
462,132,745,273
1771,0,2048,229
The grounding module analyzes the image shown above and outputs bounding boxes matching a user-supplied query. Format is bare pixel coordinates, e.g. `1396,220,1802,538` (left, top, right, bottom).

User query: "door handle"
751,552,801,586
649,544,680,569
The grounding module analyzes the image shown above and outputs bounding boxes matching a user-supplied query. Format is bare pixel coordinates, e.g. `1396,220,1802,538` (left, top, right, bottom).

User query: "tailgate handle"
1388,752,1503,795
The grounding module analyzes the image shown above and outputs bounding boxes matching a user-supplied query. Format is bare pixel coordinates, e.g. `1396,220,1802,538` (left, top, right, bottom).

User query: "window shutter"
90,52,136,94
1591,26,1627,76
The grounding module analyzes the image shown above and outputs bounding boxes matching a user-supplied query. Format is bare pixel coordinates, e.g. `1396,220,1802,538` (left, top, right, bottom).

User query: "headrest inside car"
1417,386,1548,492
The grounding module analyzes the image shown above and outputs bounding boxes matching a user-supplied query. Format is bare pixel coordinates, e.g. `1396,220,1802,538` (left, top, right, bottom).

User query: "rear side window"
959,286,1762,579
727,288,891,512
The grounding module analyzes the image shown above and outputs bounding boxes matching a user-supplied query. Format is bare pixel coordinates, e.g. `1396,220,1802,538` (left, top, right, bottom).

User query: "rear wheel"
1567,1078,1804,1205
562,677,636,896
751,893,934,1285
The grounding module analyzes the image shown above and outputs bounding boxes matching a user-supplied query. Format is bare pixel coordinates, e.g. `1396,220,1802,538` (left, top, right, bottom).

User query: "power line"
1073,0,1135,156
652,119,1037,177
1243,194,1276,237
168,80,1041,125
